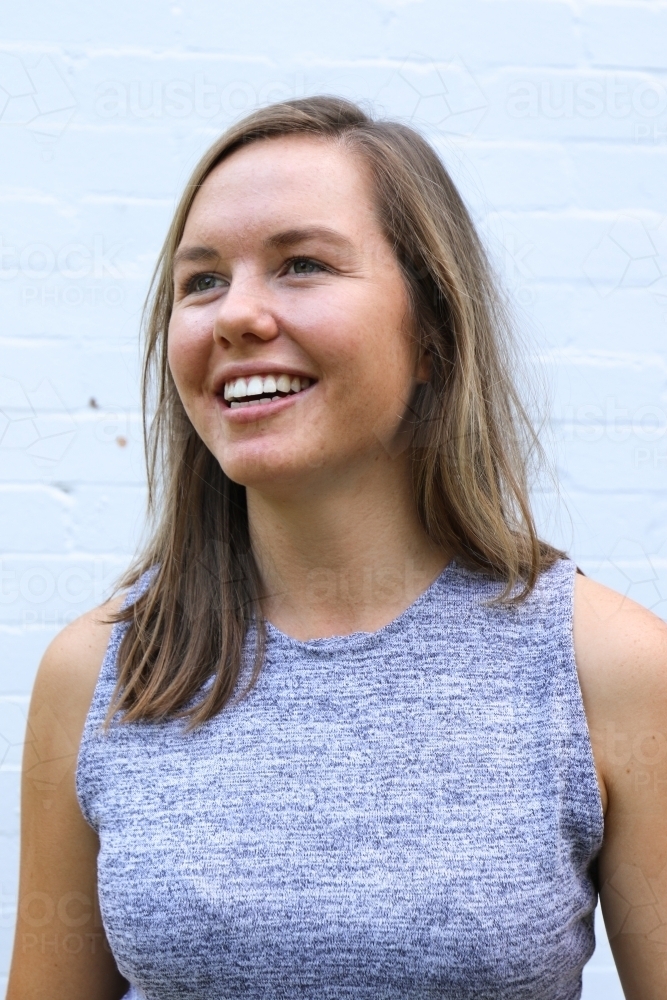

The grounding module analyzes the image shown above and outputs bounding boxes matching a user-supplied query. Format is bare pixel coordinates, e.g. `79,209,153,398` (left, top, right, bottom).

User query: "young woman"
8,97,667,1000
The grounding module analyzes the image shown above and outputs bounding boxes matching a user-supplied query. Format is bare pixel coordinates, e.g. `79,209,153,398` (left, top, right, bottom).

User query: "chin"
217,446,326,492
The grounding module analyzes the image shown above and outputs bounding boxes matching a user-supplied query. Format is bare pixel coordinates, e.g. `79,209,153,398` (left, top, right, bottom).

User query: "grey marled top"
76,556,604,999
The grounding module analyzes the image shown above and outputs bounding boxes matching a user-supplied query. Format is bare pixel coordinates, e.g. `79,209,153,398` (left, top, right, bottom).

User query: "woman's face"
168,135,426,493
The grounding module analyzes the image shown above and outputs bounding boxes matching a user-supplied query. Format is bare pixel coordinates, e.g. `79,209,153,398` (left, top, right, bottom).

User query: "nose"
213,270,279,349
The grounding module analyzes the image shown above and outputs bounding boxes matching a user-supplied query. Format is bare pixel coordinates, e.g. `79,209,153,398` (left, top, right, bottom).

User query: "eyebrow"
172,227,356,273
172,245,221,271
264,226,356,253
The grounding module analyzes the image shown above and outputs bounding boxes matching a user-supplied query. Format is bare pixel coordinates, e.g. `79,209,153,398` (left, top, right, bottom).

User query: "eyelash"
181,257,328,296
284,256,328,276
183,273,224,295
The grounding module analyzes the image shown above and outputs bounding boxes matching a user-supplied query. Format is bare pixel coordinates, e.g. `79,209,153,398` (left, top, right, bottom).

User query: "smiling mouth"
222,373,313,409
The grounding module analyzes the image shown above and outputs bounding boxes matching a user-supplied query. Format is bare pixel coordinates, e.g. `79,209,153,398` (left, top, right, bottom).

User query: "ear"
415,346,432,384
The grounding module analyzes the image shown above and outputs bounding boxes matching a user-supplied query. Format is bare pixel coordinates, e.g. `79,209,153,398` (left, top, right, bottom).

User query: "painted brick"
70,484,148,553
528,285,667,354
0,487,70,552
532,489,667,562
483,209,667,287
0,412,144,485
0,1,662,994
0,554,129,628
484,67,667,143
552,426,667,493
452,142,574,210
571,144,667,212
583,4,667,70
0,627,58,695
0,1,579,67
0,341,141,411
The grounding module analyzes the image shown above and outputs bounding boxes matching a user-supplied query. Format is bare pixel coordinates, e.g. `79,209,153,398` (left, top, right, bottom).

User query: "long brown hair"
107,95,563,730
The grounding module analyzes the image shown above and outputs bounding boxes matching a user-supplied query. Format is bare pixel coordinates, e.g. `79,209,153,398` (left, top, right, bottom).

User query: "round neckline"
263,557,459,655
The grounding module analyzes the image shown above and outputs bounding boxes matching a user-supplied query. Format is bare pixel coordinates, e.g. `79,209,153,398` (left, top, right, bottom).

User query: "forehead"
182,136,380,245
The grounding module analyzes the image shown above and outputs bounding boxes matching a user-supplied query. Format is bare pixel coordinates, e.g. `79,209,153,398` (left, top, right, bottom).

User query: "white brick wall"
2,2,666,995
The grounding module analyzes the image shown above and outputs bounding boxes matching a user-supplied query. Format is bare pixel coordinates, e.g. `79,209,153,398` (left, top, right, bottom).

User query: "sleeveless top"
76,556,604,1000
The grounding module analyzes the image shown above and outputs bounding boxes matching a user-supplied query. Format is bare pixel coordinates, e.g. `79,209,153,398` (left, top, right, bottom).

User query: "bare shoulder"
572,573,667,808
573,577,667,996
573,573,667,693
31,594,125,748
39,595,123,675
6,598,131,999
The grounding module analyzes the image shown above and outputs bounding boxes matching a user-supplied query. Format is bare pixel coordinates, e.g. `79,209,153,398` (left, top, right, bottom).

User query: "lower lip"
217,385,314,422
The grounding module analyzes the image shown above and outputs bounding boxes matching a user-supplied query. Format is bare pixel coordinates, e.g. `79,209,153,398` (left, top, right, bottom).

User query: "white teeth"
224,373,314,406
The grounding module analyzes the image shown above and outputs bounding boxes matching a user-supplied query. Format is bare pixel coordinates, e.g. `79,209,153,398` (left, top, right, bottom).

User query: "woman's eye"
187,273,224,293
288,258,325,276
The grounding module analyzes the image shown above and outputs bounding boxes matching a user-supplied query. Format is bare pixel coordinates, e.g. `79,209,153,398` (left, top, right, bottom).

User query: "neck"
246,452,449,640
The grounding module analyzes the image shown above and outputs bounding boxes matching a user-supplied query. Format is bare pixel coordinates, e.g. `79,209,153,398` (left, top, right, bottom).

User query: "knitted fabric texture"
76,556,604,999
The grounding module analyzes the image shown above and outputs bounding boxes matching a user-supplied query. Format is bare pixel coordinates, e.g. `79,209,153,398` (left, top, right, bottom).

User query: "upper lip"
212,364,317,395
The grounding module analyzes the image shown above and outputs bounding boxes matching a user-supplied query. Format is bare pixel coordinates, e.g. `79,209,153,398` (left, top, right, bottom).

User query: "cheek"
313,282,413,380
350,315,417,402
314,328,415,448
167,316,211,395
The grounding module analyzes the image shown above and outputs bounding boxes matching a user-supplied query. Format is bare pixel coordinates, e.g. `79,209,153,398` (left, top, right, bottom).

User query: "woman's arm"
574,573,667,1000
6,602,129,1000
